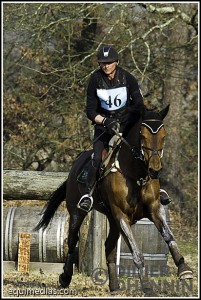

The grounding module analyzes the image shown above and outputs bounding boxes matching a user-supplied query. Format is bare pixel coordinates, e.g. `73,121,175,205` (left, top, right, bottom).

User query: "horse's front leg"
109,205,145,287
105,213,120,292
142,179,193,280
118,215,145,280
151,204,193,279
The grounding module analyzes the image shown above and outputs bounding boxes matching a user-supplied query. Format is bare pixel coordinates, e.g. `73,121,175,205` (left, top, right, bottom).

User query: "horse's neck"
117,119,143,178
126,119,141,149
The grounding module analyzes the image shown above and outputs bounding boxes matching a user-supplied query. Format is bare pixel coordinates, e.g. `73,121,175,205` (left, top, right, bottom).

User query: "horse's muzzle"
148,168,159,179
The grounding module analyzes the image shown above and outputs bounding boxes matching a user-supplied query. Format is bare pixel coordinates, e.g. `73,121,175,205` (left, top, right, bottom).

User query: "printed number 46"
106,95,122,108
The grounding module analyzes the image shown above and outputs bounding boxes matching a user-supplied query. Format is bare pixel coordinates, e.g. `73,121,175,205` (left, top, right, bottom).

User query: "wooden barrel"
3,206,69,263
118,207,170,277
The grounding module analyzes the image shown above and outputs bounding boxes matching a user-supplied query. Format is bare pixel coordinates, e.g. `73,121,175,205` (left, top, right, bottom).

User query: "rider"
78,45,171,212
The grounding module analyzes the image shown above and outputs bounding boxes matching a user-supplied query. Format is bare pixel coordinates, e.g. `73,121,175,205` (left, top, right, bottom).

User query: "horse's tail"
34,180,67,231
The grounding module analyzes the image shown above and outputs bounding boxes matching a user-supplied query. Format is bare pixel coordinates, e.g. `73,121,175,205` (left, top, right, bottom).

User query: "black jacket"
86,66,144,123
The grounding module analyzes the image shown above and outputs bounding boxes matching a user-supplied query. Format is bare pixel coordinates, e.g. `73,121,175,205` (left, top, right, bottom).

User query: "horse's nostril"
149,169,159,179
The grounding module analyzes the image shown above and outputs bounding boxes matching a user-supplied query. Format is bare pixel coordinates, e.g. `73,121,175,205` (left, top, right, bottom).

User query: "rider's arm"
86,73,104,124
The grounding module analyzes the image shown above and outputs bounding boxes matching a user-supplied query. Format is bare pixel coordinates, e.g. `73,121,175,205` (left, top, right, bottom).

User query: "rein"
92,129,143,160
99,129,149,185
113,130,144,161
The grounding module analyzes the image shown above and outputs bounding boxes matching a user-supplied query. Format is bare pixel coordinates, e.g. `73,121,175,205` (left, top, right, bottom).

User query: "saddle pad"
77,135,121,184
77,159,92,184
101,134,122,169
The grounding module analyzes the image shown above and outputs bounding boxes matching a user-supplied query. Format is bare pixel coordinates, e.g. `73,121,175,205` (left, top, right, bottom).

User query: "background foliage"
3,2,198,224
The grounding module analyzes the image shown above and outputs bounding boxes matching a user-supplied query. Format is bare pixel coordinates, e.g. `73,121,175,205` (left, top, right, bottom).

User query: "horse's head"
140,105,169,178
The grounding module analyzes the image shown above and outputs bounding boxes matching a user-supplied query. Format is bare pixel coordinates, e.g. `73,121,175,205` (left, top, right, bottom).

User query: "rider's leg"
78,128,106,212
78,160,99,212
160,189,171,205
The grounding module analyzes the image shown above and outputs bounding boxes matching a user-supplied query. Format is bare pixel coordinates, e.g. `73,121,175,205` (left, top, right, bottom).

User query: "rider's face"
99,61,118,76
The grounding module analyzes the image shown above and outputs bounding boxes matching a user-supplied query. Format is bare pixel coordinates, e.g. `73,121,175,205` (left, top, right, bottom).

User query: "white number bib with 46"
97,86,127,111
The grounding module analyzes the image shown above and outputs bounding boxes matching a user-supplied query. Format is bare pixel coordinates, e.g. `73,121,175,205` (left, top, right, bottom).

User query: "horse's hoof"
110,287,123,295
178,263,193,280
109,283,120,293
59,273,71,288
110,289,120,295
179,270,193,280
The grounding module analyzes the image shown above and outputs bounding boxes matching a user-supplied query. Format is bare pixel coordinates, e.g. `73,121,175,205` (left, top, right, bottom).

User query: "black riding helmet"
97,46,119,63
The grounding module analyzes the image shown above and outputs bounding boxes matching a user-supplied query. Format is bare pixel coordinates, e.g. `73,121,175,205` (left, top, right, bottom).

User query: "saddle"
77,134,122,184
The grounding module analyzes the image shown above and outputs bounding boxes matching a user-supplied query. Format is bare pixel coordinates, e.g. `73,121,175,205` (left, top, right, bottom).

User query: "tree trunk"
162,8,189,210
3,170,69,200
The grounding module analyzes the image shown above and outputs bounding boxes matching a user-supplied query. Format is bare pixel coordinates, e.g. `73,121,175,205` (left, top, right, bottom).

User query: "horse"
35,104,193,292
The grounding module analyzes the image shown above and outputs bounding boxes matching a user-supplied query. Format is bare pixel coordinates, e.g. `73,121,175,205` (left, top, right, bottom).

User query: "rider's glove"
102,118,120,134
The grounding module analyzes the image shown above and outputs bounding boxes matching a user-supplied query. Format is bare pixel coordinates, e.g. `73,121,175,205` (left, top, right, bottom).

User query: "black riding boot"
77,162,98,213
160,189,171,205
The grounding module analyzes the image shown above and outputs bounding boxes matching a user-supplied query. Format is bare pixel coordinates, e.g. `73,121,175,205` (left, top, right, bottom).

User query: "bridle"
140,119,165,165
113,119,165,182
114,119,164,160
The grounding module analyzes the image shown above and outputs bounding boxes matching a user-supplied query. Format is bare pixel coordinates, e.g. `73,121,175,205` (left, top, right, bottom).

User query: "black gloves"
102,118,120,134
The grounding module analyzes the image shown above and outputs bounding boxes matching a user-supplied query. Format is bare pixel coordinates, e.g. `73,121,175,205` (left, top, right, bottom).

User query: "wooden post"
17,233,31,273
79,211,108,275
92,210,103,270
79,211,92,273
101,215,108,270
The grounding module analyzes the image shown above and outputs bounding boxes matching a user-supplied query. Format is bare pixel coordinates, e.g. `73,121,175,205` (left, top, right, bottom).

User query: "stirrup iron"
77,194,93,213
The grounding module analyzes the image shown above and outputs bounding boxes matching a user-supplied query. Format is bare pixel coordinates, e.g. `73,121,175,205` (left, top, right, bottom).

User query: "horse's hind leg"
150,205,193,279
105,214,120,292
59,211,86,288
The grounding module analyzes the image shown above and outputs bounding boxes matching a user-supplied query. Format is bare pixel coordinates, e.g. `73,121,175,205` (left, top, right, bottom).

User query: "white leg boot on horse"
77,161,98,213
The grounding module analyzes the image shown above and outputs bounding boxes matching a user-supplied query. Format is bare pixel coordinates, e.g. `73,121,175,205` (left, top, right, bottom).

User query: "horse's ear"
159,104,170,119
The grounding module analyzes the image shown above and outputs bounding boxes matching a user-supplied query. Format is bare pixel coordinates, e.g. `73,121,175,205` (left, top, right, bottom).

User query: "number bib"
97,86,127,111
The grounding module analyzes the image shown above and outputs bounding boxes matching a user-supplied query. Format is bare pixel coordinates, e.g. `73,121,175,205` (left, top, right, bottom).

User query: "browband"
141,120,164,134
